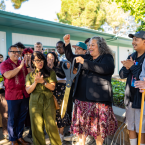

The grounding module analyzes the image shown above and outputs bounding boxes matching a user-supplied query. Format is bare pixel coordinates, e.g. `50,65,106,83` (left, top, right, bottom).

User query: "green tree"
57,0,137,33
11,0,27,9
0,0,27,9
0,0,5,10
102,1,129,34
57,0,106,30
113,0,145,31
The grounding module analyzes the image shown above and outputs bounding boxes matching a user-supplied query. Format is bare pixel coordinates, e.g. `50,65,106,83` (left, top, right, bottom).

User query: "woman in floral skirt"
63,34,118,145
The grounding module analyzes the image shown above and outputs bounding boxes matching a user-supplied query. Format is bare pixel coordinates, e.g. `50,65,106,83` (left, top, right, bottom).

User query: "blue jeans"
7,97,29,141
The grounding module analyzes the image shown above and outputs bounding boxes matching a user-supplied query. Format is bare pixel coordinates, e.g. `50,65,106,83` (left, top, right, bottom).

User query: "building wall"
12,33,60,47
0,31,6,59
109,45,118,75
119,47,134,70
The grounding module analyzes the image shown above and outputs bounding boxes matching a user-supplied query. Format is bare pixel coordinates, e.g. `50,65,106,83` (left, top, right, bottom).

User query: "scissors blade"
61,87,71,118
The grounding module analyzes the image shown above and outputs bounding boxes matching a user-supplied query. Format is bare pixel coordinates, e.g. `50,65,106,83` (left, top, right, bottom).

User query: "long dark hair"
31,51,51,77
47,52,59,67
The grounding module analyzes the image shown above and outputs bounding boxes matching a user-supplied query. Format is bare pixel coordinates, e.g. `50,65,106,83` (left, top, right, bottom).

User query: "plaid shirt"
58,53,67,62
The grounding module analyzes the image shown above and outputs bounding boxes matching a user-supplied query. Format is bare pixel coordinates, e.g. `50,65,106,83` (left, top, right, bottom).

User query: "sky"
4,0,61,21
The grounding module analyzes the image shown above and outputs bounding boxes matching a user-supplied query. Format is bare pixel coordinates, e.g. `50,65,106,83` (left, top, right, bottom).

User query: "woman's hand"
76,56,84,64
135,78,145,93
63,34,70,46
34,72,44,84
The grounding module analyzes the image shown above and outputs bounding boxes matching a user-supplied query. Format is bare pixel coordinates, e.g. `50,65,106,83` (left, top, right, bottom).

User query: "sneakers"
59,133,64,142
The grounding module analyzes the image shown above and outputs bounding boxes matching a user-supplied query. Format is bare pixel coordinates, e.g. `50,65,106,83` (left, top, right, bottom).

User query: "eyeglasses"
34,60,44,63
0,57,3,58
9,51,21,54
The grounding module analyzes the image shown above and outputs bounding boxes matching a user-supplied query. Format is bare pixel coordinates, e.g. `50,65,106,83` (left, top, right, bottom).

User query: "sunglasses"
9,51,21,54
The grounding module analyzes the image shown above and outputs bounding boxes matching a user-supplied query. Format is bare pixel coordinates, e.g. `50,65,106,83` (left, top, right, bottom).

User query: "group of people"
0,31,145,145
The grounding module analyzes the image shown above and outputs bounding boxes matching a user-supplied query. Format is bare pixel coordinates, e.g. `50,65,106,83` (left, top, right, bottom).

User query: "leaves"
11,0,27,9
0,0,5,10
111,79,126,108
113,0,145,31
57,0,106,30
57,0,137,33
0,0,27,9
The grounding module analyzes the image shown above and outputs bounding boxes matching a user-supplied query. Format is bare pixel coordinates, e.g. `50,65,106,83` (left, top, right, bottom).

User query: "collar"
58,53,65,57
7,58,20,66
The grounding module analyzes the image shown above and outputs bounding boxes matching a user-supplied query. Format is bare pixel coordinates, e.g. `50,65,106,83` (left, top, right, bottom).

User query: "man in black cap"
119,31,145,145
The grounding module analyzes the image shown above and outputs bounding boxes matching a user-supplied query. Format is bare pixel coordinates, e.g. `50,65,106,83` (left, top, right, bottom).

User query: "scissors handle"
70,58,81,81
62,61,71,79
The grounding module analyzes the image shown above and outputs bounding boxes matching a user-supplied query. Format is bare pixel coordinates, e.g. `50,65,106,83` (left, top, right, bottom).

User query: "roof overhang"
0,10,132,47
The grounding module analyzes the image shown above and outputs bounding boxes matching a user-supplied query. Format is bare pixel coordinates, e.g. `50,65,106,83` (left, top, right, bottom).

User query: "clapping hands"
121,56,135,70
34,72,44,84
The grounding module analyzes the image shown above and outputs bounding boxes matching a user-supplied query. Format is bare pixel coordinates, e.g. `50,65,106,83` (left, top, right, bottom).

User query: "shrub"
111,79,126,108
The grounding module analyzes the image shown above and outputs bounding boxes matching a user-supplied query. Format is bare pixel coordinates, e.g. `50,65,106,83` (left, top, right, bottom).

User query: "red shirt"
0,58,29,100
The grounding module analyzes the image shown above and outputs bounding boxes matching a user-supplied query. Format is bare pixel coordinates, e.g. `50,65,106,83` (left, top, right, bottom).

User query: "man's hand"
63,34,70,46
76,56,84,64
34,72,44,84
121,57,134,70
19,58,25,69
135,78,145,93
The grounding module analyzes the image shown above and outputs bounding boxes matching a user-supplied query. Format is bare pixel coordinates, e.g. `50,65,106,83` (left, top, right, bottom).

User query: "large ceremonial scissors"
61,58,81,118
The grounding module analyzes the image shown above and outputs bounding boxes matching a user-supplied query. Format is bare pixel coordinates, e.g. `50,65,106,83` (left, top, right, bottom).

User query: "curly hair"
22,48,33,57
90,36,112,56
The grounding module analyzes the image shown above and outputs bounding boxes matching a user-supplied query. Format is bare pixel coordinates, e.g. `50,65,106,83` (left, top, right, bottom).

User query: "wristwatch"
42,80,47,86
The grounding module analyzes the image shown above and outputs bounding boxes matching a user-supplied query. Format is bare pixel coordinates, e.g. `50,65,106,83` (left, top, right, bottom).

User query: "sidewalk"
0,127,98,145
0,127,72,145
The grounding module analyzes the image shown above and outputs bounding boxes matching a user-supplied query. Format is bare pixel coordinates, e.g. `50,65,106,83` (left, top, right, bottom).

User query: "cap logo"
136,31,140,34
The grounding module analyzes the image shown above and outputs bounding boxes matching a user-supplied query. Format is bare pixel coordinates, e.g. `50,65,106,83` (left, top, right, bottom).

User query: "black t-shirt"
130,54,143,102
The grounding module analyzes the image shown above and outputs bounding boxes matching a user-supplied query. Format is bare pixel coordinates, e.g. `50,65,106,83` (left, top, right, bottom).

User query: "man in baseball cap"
128,31,145,51
72,42,87,55
121,30,145,145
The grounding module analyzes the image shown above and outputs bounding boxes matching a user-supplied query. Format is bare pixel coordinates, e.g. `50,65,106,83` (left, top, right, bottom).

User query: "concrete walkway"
0,127,73,145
